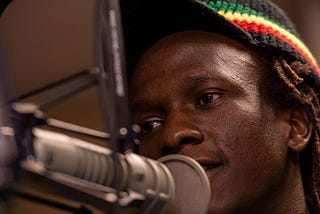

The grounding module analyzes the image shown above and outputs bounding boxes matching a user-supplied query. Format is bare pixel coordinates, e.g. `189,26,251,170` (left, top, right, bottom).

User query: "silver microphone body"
33,128,210,214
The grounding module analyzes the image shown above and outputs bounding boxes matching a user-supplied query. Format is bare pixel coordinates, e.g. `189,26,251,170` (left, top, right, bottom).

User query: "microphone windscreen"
159,155,211,214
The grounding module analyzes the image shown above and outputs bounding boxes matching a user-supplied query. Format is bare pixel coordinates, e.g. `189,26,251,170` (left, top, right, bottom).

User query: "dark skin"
129,31,312,213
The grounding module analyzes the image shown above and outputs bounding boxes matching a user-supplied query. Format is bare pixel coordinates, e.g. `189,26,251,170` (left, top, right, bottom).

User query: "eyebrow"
130,71,244,117
189,68,251,89
182,73,219,87
180,72,234,95
130,100,156,112
131,74,217,107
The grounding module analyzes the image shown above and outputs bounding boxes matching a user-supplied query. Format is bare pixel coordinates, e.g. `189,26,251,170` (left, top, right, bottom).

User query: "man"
121,0,320,213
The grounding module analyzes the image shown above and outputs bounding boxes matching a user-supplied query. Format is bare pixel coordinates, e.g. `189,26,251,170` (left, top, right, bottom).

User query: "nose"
161,114,204,156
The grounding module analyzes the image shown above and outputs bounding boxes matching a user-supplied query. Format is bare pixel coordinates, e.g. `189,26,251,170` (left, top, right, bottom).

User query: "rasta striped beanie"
201,0,319,74
121,0,320,86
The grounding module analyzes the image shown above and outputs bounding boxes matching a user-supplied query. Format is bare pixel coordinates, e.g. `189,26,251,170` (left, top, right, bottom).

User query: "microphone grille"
159,155,211,214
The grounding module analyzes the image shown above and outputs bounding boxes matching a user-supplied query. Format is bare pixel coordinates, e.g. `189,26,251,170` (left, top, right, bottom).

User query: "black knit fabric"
120,0,319,88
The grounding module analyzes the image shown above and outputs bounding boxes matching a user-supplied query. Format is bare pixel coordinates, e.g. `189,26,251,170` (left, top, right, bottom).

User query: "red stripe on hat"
233,20,320,74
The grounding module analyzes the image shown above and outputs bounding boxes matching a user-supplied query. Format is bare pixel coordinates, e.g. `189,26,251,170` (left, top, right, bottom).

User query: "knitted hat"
121,0,320,86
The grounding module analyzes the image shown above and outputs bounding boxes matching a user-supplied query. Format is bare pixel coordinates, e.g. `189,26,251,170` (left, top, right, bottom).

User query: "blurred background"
0,0,319,213
273,0,320,65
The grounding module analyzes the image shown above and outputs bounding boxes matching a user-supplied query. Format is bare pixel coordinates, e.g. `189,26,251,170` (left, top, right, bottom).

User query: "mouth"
197,161,222,172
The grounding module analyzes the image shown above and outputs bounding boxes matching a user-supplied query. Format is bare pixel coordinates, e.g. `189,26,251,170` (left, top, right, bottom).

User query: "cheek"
217,100,286,157
138,136,163,159
204,108,289,211
223,111,286,165
205,104,288,182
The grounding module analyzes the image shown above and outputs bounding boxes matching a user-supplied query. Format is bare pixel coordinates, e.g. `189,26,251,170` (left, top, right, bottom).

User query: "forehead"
130,31,266,97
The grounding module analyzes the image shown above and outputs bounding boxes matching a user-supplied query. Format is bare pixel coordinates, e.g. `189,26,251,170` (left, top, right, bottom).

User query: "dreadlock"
273,57,320,213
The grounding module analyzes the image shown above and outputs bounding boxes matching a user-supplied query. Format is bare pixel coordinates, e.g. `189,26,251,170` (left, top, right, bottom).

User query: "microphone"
32,128,211,213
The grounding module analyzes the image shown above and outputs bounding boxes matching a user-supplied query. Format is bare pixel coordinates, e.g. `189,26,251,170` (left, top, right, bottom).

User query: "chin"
207,198,237,214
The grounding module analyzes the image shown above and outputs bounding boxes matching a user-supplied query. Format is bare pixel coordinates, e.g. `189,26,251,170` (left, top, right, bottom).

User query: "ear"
287,105,312,152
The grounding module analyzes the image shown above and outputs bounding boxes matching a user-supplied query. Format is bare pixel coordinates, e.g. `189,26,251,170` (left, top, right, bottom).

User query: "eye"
198,92,221,106
140,120,162,135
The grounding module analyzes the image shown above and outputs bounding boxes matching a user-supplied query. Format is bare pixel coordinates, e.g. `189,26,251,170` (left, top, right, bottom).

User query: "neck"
263,152,307,214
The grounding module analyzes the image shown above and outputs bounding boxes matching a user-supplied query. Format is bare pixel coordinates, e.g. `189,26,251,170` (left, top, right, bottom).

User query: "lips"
201,163,221,171
194,159,223,172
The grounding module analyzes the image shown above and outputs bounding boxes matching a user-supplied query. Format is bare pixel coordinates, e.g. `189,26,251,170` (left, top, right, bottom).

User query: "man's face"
129,31,290,213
